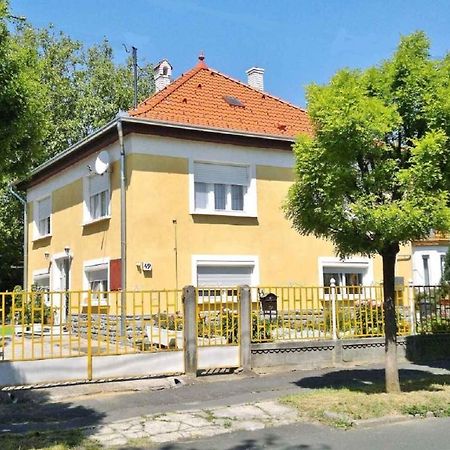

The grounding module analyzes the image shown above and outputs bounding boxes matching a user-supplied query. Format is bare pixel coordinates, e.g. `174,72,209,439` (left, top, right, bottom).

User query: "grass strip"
281,374,450,429
0,429,101,450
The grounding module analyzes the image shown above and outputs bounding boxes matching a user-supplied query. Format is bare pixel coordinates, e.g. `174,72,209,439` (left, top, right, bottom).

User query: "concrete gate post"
238,285,252,371
182,285,198,377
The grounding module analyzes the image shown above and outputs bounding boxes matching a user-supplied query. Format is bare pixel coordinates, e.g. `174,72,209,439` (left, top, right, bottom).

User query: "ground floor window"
84,263,109,301
320,258,371,296
33,272,50,291
193,256,258,302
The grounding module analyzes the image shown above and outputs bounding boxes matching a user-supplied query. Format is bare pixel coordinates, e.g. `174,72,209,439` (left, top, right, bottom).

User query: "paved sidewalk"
88,400,298,447
1,360,449,447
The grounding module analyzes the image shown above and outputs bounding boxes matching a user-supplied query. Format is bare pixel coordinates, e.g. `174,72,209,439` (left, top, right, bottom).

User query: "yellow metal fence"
251,285,421,343
196,288,239,346
0,289,183,362
1,284,449,363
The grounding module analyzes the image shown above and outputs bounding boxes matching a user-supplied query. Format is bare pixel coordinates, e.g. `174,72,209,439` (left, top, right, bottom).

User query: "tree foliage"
0,1,44,179
286,32,450,257
285,32,450,393
14,24,155,159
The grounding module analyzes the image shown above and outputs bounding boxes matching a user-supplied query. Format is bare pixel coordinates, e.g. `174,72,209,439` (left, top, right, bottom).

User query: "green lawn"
0,324,14,336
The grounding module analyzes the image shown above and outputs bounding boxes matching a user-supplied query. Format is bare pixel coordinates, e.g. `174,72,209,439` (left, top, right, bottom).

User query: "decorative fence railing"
0,284,449,365
250,284,415,343
0,289,183,362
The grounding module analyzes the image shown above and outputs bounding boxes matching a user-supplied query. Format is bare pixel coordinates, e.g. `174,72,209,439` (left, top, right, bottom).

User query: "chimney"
246,67,264,91
154,59,172,92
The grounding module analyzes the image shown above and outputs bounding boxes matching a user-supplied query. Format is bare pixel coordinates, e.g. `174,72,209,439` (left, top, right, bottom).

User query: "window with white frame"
192,162,255,215
193,256,259,302
85,174,110,222
33,272,50,291
321,260,370,295
84,263,108,300
35,196,51,238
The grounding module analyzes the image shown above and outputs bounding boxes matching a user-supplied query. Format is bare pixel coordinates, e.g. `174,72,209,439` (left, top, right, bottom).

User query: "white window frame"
192,255,259,303
83,173,111,225
318,257,373,299
33,195,52,240
32,269,51,290
83,258,110,304
189,159,257,217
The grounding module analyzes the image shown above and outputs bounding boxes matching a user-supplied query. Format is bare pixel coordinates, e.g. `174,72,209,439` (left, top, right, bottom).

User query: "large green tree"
14,25,155,159
0,1,45,288
1,2,155,290
0,1,44,178
285,32,450,393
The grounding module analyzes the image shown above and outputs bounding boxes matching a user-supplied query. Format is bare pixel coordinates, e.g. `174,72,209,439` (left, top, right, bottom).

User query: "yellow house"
20,56,413,297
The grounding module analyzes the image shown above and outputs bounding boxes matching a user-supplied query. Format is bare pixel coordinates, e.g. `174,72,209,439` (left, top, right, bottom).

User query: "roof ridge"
208,68,307,113
131,64,206,115
132,63,307,117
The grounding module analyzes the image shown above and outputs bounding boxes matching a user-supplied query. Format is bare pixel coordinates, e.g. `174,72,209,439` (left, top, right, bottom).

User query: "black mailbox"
260,292,278,319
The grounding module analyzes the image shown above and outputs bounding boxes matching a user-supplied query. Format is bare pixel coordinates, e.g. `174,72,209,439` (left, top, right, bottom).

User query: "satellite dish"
95,151,110,175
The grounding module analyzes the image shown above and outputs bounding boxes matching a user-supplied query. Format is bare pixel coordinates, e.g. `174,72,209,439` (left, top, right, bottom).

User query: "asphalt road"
151,418,450,450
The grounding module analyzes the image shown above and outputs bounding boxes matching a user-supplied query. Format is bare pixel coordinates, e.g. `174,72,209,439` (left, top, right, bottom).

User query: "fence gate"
194,287,241,371
0,289,185,386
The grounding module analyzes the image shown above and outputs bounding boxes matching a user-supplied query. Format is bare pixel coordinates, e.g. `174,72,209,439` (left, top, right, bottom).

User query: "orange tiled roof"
130,57,312,139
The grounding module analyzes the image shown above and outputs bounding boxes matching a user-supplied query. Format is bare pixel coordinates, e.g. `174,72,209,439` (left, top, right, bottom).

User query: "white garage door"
197,265,253,287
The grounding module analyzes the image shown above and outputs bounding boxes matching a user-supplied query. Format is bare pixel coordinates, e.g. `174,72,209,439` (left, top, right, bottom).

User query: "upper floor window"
84,174,110,223
191,161,256,217
34,196,51,239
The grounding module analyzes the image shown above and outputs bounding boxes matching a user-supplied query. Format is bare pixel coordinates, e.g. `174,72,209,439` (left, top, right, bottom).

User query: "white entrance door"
53,257,70,323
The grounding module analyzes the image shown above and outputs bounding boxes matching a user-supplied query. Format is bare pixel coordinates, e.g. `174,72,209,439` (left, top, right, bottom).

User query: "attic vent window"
223,95,245,107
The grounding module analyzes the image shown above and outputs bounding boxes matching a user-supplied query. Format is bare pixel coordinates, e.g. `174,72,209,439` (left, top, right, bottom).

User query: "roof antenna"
123,44,139,109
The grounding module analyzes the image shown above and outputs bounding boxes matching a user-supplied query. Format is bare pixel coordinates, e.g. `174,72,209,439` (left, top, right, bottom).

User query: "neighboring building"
412,232,449,285
20,55,413,295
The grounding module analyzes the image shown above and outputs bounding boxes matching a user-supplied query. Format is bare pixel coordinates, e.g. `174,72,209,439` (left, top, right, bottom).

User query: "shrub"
353,300,384,336
7,285,53,325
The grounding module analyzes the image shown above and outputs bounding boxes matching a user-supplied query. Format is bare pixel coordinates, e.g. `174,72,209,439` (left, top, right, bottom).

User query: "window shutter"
89,174,109,196
109,258,122,291
38,197,51,220
194,162,248,186
197,265,253,287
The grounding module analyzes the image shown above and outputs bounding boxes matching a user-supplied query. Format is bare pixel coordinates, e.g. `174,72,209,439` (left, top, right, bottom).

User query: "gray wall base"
251,335,450,370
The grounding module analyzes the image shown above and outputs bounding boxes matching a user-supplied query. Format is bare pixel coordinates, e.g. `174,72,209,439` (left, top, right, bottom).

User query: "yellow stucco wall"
27,148,413,292
27,160,121,290
125,153,412,290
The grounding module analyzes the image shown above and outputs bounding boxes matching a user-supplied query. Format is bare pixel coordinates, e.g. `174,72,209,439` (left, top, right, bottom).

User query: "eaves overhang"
16,116,298,190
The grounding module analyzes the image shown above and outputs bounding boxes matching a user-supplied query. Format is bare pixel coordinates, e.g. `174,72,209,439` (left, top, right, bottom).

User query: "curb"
352,415,414,428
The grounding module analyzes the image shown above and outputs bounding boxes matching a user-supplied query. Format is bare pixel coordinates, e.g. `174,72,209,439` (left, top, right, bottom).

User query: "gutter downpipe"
117,120,127,338
8,184,28,291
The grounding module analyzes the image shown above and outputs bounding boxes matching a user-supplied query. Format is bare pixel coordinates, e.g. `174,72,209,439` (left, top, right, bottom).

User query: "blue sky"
10,0,450,107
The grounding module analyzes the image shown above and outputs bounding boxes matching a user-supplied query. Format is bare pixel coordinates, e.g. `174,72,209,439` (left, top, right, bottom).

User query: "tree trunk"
382,243,401,393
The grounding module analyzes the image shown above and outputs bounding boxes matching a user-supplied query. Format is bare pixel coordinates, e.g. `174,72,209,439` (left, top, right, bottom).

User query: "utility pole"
132,46,138,109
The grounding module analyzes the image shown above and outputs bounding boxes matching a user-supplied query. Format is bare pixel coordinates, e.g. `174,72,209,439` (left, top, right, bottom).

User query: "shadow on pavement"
293,368,450,393
0,387,105,449
153,434,331,450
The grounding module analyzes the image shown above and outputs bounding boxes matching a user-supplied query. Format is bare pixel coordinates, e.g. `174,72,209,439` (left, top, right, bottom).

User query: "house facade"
22,56,414,295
